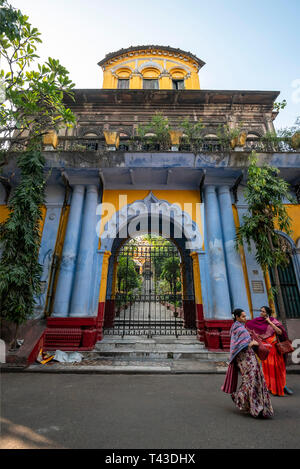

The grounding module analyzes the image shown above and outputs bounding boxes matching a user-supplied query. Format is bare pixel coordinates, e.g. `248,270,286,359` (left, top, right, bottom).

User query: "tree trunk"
272,263,288,333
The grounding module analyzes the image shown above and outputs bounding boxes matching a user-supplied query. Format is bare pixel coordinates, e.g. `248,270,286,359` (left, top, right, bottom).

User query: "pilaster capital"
190,251,200,261
72,184,85,194
103,250,112,261
204,185,216,193
85,184,99,195
217,185,231,196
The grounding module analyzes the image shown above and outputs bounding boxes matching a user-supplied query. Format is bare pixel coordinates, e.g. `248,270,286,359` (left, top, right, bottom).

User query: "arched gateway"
98,192,205,339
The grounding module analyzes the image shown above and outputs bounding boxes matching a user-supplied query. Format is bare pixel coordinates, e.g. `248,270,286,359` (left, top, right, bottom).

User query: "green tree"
0,0,20,40
117,256,141,294
0,0,75,152
0,0,75,347
236,152,295,331
161,257,181,294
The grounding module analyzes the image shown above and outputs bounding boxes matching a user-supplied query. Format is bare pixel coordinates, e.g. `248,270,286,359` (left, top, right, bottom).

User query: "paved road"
1,374,299,449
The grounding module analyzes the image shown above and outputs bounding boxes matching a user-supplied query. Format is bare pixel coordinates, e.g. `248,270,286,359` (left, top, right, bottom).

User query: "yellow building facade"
99,45,204,90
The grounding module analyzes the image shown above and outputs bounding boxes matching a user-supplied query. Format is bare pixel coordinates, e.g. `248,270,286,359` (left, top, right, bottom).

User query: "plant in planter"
278,116,300,150
217,124,247,150
180,117,206,154
260,131,281,152
137,112,171,150
291,131,300,150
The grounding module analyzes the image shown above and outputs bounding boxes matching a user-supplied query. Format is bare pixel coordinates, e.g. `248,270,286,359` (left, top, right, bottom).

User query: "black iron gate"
269,255,300,318
104,240,196,337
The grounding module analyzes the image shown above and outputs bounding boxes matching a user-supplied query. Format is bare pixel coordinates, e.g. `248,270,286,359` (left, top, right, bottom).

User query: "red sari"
246,317,288,397
261,334,286,396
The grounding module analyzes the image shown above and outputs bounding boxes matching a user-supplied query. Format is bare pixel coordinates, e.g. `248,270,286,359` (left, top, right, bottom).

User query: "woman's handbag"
276,340,294,355
256,341,272,361
247,329,272,361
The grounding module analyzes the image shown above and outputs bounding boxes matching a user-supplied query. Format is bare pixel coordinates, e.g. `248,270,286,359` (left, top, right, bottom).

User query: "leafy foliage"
0,144,45,325
0,0,20,40
137,112,171,150
236,152,294,271
0,0,75,149
0,1,75,338
180,117,205,154
117,256,141,294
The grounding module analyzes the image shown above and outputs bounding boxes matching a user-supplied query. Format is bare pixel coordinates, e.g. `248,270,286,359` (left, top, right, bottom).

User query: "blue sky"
12,0,300,129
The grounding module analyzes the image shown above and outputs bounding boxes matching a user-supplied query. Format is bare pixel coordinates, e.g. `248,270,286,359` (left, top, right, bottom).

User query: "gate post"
97,250,111,340
190,251,204,339
104,260,118,328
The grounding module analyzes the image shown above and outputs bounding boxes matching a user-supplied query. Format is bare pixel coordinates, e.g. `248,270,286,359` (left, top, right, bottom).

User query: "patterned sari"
232,347,274,418
223,321,274,418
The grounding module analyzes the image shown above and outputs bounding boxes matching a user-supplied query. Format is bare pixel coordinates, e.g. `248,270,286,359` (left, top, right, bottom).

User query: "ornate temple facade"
1,45,299,353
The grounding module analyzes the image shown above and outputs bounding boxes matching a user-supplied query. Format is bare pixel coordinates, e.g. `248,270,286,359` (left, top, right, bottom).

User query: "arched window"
115,68,132,89
170,68,186,90
83,132,98,151
119,132,130,151
142,68,160,90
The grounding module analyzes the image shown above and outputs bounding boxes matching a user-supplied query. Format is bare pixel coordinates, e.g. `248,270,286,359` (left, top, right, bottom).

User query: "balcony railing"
3,136,298,153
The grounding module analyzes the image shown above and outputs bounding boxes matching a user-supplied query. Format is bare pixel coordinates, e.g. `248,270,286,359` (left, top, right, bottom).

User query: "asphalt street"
1,373,299,449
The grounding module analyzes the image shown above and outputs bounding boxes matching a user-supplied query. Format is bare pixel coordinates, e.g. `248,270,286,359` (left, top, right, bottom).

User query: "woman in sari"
222,308,274,418
246,306,292,397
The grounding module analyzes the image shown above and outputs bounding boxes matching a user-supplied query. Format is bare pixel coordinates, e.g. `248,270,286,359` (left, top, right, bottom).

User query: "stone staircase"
25,335,230,374
59,335,230,374
93,335,227,361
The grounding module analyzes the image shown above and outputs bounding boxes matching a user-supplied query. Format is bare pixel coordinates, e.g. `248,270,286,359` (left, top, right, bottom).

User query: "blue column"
70,185,99,317
197,251,212,319
34,205,62,318
204,185,231,318
52,185,85,317
218,186,249,312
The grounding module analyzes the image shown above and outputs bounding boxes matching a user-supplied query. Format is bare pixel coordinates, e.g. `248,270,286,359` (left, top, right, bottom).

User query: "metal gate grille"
104,240,196,337
270,256,300,318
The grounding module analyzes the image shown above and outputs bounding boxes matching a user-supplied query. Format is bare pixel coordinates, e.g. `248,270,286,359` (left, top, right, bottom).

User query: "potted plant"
291,131,300,150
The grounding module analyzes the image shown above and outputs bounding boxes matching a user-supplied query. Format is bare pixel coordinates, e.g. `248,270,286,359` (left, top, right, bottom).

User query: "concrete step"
92,336,228,361
96,335,205,352
25,358,229,374
86,349,228,361
95,342,205,352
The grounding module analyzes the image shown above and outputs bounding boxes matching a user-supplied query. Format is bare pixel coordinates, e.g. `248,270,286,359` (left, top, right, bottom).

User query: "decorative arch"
268,231,300,318
83,132,98,137
141,67,160,79
78,126,102,137
169,67,188,80
276,231,300,289
115,67,132,79
100,191,204,253
111,64,133,76
138,61,163,74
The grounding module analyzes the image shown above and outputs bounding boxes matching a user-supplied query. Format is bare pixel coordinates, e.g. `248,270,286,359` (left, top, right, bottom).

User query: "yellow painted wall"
0,204,47,237
101,49,200,90
99,189,204,247
277,204,300,244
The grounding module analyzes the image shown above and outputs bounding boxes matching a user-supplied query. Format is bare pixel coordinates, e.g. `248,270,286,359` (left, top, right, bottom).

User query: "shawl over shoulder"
221,321,251,394
246,316,288,341
229,321,251,363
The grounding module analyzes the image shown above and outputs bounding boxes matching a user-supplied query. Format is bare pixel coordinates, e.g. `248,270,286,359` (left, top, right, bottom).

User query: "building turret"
98,45,205,90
